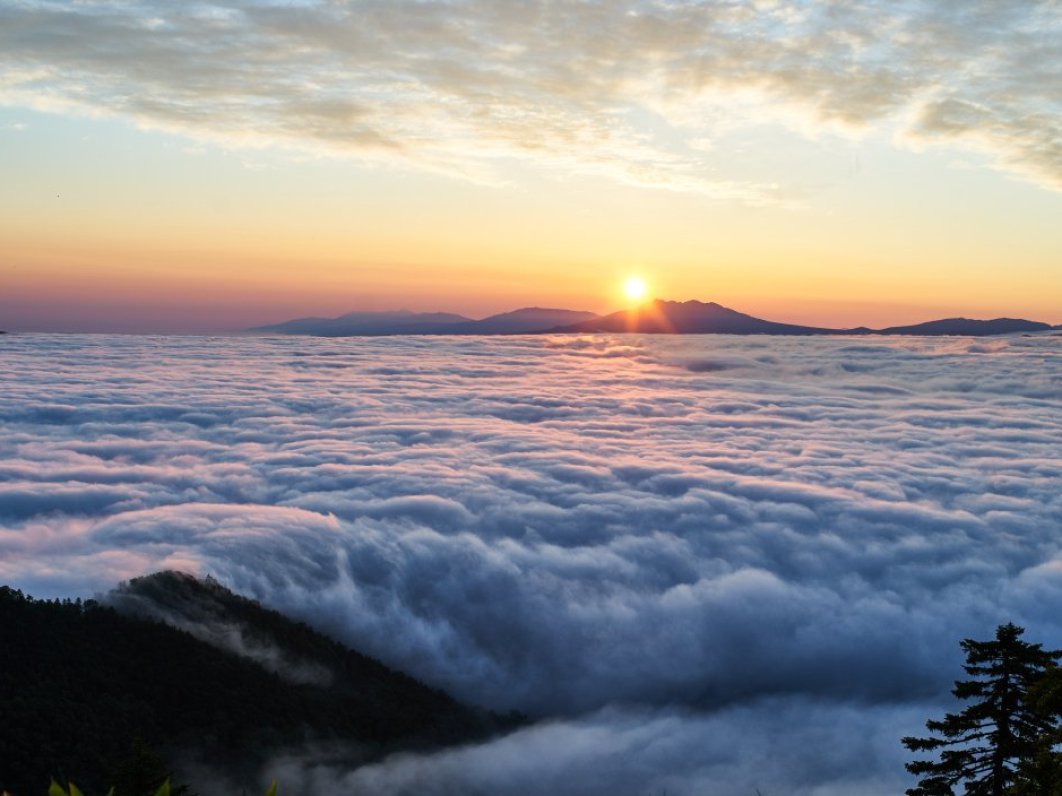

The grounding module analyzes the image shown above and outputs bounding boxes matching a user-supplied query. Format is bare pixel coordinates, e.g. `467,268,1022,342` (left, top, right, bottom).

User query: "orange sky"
1,1,1060,332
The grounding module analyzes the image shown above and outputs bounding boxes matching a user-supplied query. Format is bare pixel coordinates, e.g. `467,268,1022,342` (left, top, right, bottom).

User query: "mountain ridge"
875,317,1052,336
551,299,837,335
446,307,598,334
0,571,516,795
251,299,1056,337
251,309,473,336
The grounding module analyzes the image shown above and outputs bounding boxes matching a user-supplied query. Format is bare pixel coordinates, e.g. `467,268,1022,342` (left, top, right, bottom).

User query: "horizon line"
4,296,1059,336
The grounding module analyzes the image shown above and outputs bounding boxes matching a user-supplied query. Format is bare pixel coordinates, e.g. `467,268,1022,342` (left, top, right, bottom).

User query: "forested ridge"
7,573,1062,795
0,573,517,796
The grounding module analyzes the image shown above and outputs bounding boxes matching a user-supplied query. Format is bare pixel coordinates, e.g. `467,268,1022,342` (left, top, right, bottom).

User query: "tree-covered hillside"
0,572,516,796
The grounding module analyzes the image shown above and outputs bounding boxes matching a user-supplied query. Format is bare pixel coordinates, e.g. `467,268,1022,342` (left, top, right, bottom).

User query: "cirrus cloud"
1,1,1060,195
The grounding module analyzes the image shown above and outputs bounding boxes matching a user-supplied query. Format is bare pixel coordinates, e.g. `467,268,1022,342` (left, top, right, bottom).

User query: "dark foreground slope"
0,572,511,795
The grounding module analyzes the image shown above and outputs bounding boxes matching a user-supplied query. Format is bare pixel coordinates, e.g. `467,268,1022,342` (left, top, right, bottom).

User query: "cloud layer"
2,1,1060,194
2,332,1061,793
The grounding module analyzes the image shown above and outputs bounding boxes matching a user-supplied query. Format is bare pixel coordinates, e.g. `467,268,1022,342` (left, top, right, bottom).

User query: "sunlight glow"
625,276,648,302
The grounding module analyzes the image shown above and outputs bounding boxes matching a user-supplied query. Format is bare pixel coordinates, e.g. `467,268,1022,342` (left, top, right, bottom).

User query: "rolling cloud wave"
1,332,1061,793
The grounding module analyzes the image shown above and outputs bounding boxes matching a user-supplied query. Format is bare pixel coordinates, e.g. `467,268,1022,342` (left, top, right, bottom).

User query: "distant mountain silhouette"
873,317,1053,336
446,307,597,334
251,301,1056,338
551,299,837,335
554,304,1057,336
252,309,472,336
252,307,596,336
0,571,513,795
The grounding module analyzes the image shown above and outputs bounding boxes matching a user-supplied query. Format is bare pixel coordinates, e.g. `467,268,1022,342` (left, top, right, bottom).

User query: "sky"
2,332,1060,793
0,0,1060,332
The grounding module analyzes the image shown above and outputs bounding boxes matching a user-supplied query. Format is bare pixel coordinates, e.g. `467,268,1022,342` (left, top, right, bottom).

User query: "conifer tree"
1011,667,1062,795
903,623,1061,796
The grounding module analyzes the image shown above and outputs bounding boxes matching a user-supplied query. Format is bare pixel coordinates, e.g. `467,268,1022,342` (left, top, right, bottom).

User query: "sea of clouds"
2,332,1061,794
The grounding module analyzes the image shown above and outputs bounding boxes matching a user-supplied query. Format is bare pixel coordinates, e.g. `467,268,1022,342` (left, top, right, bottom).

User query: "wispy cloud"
1,1,1059,195
1,332,1061,792
266,701,924,796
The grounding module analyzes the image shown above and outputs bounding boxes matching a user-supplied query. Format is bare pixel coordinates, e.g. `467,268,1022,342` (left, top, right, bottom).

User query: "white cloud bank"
1,332,1061,793
1,1,1060,195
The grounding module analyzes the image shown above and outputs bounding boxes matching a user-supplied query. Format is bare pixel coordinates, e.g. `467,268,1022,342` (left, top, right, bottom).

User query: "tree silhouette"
903,623,1060,796
1010,666,1062,795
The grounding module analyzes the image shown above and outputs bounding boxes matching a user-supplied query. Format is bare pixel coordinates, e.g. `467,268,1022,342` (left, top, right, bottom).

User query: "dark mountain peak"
445,306,598,334
474,306,596,323
876,317,1051,336
335,309,416,320
249,301,1055,338
655,299,751,316
111,569,264,622
108,570,375,687
334,309,471,325
251,309,473,336
554,298,834,335
669,299,722,308
500,306,588,316
111,569,254,614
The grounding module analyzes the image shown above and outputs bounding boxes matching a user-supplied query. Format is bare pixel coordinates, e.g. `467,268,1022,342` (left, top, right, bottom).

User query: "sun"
624,276,648,302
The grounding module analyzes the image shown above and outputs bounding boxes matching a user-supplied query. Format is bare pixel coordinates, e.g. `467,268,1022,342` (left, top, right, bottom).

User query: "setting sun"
624,276,648,302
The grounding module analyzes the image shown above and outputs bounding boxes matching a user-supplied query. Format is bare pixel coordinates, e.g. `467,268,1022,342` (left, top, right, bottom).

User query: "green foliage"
1008,666,1062,795
1010,740,1062,796
903,624,1062,796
